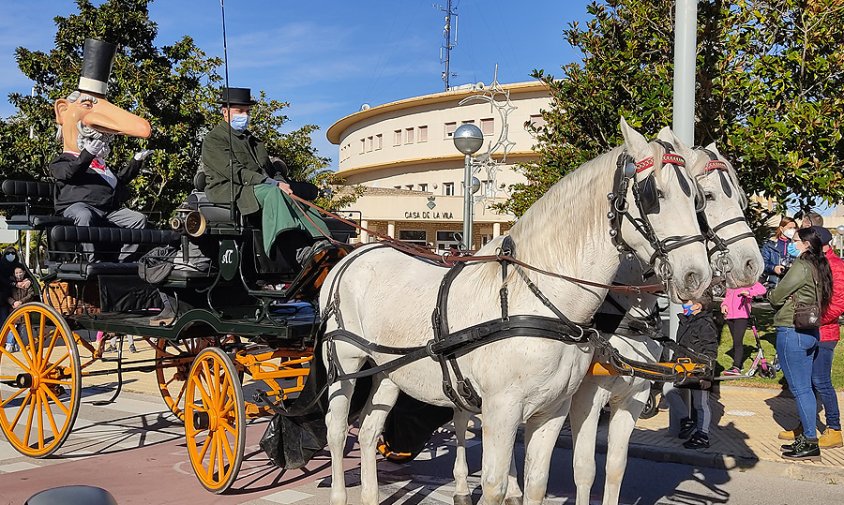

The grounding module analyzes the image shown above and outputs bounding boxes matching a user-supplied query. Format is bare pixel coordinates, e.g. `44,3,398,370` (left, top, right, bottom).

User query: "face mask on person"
787,241,800,258
782,228,796,239
229,113,249,132
682,303,694,316
4,253,15,262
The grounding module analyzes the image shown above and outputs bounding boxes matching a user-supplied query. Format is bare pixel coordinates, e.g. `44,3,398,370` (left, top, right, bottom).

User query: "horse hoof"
504,497,523,505
453,494,473,505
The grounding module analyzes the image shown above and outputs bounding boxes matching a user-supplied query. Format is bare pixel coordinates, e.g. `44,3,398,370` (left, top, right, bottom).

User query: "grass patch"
715,303,844,390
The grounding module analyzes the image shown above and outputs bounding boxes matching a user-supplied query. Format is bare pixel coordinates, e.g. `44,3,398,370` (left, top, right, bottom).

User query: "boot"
782,435,821,462
781,433,805,451
819,428,843,449
679,417,696,439
778,423,802,441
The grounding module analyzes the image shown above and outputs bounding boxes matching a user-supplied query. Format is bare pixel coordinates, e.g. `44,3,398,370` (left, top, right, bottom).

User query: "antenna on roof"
435,0,458,91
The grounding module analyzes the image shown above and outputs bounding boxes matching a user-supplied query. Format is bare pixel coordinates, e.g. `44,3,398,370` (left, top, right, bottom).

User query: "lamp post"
837,225,844,258
453,123,484,250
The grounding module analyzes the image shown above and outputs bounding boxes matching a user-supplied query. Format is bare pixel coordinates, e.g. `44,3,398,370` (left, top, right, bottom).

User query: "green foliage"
499,0,844,220
0,0,352,221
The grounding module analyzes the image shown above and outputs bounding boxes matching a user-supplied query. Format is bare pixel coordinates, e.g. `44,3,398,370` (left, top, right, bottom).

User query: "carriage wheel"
155,337,218,422
184,347,245,494
0,302,81,457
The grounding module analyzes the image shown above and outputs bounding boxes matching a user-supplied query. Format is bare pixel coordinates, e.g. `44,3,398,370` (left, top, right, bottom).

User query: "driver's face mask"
5,253,15,262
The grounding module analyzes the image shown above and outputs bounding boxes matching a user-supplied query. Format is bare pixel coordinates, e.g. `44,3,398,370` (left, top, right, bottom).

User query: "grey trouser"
62,203,147,261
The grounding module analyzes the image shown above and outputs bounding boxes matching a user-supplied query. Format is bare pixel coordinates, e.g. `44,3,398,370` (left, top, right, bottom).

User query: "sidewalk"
556,384,844,481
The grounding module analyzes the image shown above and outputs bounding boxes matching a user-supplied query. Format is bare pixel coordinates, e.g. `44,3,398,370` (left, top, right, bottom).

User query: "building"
326,81,550,251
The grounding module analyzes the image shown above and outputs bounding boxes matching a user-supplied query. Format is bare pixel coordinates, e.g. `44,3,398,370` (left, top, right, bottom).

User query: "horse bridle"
608,142,705,281
694,147,755,274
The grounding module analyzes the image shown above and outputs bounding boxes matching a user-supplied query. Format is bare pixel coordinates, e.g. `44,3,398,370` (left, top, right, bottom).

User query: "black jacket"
676,311,719,360
50,151,143,212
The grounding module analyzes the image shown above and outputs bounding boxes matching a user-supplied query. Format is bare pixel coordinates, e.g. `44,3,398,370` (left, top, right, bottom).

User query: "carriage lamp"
453,123,484,250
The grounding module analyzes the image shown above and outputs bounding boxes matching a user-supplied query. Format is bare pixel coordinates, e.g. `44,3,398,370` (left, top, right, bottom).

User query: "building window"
444,122,456,138
529,114,547,129
405,127,415,144
376,134,383,150
394,185,402,189
481,118,494,135
360,138,365,154
394,130,402,146
406,184,414,190
418,125,428,143
366,136,373,152
435,231,461,253
399,230,427,247
419,183,428,192
462,120,475,125
443,182,455,196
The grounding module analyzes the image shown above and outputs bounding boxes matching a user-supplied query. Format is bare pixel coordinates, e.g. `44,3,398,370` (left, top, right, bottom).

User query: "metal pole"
667,0,698,436
462,154,473,249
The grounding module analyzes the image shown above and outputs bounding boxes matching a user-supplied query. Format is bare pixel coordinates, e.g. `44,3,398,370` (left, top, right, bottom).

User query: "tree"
0,0,353,220
499,0,844,221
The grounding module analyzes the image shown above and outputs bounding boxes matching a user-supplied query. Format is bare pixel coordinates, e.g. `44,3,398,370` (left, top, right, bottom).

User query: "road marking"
259,489,313,504
0,462,40,473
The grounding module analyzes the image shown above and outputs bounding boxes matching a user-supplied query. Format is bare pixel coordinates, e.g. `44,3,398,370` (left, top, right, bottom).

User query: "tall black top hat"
218,87,256,106
78,38,117,96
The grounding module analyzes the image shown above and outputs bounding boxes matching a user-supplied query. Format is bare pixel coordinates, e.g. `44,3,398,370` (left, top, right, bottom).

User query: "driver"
49,39,152,261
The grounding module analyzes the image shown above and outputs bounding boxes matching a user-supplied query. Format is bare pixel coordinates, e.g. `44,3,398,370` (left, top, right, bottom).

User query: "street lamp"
453,123,484,250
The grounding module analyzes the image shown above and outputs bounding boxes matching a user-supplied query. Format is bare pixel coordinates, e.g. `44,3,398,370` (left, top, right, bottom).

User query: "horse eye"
656,189,665,199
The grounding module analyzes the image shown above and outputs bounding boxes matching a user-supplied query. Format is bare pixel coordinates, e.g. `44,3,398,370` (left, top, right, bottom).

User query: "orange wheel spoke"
173,381,188,408
220,397,234,417
217,434,226,479
9,326,34,368
197,432,212,461
24,313,37,367
206,434,219,481
43,328,60,363
0,387,27,408
41,386,70,416
220,421,236,435
38,389,60,442
41,352,70,377
10,391,33,430
200,360,217,405
23,393,36,447
36,318,46,366
40,379,71,386
35,392,44,450
0,345,31,372
220,429,234,463
195,376,213,408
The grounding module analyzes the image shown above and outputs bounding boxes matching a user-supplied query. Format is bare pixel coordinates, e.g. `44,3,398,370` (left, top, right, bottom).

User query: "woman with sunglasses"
768,226,834,461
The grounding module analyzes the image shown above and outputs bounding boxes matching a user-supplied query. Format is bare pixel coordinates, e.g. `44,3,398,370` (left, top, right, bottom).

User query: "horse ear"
705,142,720,156
619,117,650,159
667,128,695,163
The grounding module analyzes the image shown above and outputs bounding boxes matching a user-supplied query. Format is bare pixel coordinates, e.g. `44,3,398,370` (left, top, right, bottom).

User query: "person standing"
761,217,797,287
720,282,767,375
769,226,834,461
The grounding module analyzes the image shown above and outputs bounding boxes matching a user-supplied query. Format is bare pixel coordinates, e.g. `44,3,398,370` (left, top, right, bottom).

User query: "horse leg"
325,343,367,505
504,456,522,505
480,395,523,505
602,384,648,505
521,399,569,505
569,380,610,505
358,375,401,505
452,409,474,505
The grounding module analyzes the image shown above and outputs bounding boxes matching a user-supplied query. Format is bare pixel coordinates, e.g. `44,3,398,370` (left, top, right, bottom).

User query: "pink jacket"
721,282,767,320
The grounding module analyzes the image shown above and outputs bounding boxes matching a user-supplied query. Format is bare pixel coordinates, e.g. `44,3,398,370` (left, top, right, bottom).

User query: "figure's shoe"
779,424,802,441
4,343,14,353
782,436,821,462
819,428,843,449
683,431,710,449
679,417,696,439
104,344,116,353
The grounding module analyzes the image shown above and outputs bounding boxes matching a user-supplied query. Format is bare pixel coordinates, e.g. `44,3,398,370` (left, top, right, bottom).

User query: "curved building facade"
327,81,550,251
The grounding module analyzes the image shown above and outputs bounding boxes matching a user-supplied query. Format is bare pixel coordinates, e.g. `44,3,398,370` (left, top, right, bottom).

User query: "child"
5,266,35,352
720,282,767,375
675,295,719,449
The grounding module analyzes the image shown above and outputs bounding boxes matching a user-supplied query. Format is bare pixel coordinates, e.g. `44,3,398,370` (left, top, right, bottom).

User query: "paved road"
1,387,841,505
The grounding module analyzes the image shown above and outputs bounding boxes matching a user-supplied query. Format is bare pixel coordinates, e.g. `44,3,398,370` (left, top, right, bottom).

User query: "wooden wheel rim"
184,347,245,494
0,302,81,457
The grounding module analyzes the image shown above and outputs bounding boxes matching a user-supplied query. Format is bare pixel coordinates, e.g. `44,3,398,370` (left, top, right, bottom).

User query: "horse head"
657,129,763,288
616,118,711,301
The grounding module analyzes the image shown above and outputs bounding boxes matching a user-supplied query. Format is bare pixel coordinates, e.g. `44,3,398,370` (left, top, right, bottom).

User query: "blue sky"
0,0,592,169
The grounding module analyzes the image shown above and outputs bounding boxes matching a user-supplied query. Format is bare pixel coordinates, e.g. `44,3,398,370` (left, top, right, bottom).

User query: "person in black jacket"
50,38,152,261
674,295,719,449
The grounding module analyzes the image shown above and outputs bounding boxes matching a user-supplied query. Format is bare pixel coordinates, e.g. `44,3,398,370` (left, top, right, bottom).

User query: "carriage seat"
1,179,72,230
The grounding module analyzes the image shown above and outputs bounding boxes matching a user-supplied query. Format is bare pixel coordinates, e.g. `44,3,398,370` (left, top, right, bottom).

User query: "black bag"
793,267,821,331
138,245,178,284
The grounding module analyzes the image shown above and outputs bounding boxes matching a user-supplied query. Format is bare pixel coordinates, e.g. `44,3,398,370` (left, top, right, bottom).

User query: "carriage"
0,176,354,493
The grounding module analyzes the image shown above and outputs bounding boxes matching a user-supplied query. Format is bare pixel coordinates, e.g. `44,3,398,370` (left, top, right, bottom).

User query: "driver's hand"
277,181,293,195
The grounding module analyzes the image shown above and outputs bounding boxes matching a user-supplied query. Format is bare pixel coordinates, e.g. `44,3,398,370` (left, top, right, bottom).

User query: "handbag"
792,266,821,330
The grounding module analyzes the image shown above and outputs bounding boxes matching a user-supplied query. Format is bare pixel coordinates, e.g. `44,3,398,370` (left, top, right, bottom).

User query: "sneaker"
782,435,821,461
778,424,802,441
683,431,710,449
721,367,742,377
128,344,138,354
104,344,116,353
679,417,696,439
819,428,843,449
4,343,14,353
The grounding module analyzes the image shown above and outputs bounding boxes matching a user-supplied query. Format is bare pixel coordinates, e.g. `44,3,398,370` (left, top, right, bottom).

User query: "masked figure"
50,38,152,261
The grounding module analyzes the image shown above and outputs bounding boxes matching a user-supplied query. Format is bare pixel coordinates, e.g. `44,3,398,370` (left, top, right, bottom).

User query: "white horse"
319,119,711,505
567,130,764,505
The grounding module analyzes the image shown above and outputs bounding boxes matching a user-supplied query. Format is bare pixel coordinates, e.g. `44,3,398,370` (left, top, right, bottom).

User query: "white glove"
84,139,106,157
133,149,153,161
